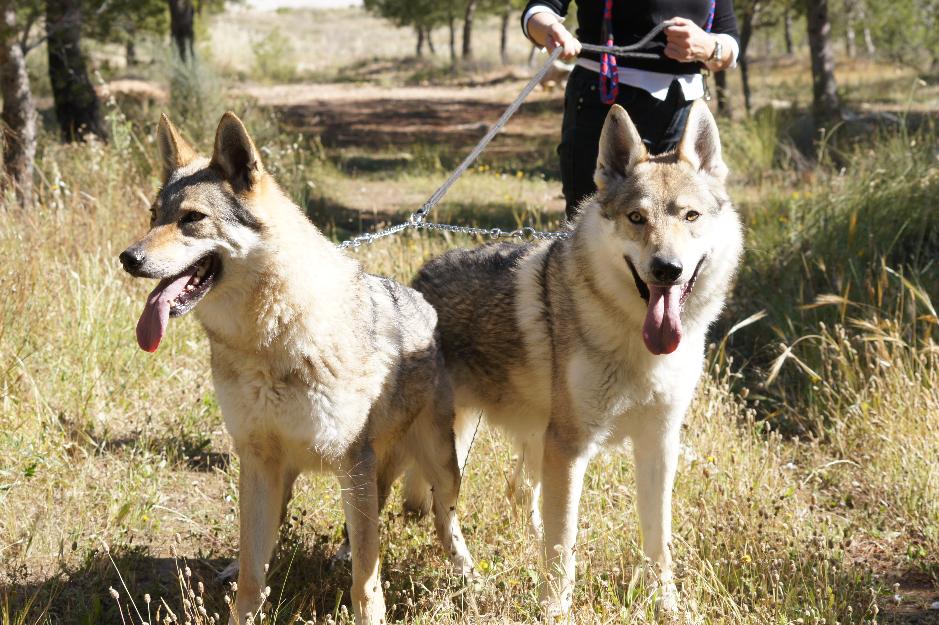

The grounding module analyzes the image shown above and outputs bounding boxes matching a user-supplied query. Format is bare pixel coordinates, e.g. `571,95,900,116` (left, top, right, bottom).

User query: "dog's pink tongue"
642,285,683,355
136,273,192,352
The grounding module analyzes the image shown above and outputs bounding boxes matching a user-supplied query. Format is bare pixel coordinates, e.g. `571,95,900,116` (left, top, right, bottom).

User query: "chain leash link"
338,220,571,250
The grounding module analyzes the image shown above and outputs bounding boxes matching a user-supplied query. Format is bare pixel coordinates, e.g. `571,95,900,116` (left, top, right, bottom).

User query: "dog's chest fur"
198,240,437,471
209,338,382,468
514,242,705,444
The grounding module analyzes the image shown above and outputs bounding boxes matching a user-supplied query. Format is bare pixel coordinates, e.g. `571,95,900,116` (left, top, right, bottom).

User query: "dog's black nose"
650,257,683,284
119,248,144,272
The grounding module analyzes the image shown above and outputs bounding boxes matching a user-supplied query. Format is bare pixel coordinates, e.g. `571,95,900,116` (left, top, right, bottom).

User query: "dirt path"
240,78,565,151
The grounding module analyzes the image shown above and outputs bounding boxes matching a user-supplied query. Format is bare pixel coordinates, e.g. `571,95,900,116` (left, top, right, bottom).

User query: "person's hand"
664,17,716,63
545,22,582,61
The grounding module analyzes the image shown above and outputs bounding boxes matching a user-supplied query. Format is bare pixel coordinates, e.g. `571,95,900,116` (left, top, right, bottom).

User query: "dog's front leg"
232,451,288,624
540,420,592,623
632,422,681,612
339,446,386,625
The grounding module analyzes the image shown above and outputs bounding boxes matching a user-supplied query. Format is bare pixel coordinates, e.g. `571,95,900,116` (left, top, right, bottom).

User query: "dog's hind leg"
376,448,406,514
408,401,475,576
231,449,292,624
402,407,477,518
632,422,682,613
399,430,430,517
400,467,431,518
280,467,300,524
339,445,387,625
335,447,405,566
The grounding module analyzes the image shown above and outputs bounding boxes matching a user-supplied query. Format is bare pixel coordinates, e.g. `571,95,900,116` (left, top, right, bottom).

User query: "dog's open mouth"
625,255,705,356
136,254,221,352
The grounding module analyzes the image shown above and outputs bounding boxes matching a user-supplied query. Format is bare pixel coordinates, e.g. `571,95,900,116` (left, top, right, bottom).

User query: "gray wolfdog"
119,113,475,625
406,101,742,619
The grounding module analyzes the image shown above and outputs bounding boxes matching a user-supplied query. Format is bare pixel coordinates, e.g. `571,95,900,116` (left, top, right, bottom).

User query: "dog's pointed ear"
677,100,728,182
157,113,197,182
210,112,264,193
594,105,648,190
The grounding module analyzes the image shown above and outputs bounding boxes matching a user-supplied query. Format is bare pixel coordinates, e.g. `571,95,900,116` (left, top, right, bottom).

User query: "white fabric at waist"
575,58,704,101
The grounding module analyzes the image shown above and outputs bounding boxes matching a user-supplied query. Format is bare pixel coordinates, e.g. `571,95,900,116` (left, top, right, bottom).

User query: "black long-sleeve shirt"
522,0,739,74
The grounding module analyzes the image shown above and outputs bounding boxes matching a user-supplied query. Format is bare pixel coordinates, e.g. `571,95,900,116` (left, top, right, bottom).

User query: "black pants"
559,66,694,219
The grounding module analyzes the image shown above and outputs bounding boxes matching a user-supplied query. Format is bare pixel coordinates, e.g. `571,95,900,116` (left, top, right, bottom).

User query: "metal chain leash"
338,22,675,250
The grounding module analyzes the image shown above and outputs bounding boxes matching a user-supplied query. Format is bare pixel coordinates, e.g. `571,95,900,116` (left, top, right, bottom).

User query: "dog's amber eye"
181,211,206,224
627,211,646,225
685,211,701,222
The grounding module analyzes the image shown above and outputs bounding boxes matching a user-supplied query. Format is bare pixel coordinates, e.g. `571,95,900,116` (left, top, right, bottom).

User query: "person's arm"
664,0,740,72
521,1,581,61
710,0,741,69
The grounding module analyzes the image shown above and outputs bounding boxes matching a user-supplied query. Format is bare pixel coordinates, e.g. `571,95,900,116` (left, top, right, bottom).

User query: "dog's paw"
446,540,477,580
655,580,680,615
458,560,480,584
217,559,240,585
543,602,575,625
542,585,575,625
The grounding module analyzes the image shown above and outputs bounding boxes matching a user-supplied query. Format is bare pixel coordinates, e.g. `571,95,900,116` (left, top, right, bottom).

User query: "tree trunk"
858,2,875,55
739,59,752,115
46,0,106,142
805,0,840,126
0,2,37,207
448,9,456,63
462,0,477,59
416,26,425,57
125,20,138,66
500,7,510,65
862,26,875,55
844,0,856,58
738,4,757,115
426,26,436,55
714,71,733,118
167,0,195,62
783,5,794,54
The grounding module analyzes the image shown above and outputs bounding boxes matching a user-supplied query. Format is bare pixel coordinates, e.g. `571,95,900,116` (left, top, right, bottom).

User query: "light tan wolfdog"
407,101,743,620
119,113,475,625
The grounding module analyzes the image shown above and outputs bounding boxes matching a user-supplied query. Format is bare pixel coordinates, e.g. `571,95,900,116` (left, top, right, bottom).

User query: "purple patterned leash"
599,0,618,104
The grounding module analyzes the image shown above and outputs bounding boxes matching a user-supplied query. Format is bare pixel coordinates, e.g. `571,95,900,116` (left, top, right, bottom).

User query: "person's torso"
576,0,713,73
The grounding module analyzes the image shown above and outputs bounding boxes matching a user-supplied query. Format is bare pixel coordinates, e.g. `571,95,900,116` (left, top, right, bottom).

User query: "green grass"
2,6,938,625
